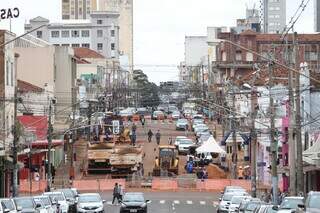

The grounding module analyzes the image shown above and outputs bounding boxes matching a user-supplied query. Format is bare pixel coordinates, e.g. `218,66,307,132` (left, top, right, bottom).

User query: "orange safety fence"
72,180,99,192
152,178,178,191
99,179,126,191
196,179,252,191
19,180,47,193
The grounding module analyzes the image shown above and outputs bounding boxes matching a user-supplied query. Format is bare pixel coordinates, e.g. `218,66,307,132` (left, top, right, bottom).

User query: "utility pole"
288,34,297,196
269,59,278,204
47,100,53,191
231,84,238,179
12,85,19,197
87,101,92,141
294,32,304,195
250,87,258,197
70,87,76,175
201,65,206,100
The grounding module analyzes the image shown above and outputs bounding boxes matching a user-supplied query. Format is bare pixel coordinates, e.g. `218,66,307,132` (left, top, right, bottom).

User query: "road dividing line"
186,200,193,205
173,200,180,204
200,201,206,205
160,200,165,204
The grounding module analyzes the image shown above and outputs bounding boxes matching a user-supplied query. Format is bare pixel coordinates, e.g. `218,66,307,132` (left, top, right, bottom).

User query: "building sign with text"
0,8,20,20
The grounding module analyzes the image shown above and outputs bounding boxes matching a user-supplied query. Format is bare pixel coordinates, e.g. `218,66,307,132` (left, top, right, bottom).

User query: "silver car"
33,196,56,213
76,193,105,213
13,197,41,213
0,198,19,213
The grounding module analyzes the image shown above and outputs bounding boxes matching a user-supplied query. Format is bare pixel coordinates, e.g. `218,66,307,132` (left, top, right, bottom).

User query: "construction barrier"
72,179,126,192
19,180,47,193
196,179,251,191
99,179,126,191
151,178,178,191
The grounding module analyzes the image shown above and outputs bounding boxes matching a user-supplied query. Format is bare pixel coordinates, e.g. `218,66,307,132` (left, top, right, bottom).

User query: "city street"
101,192,219,213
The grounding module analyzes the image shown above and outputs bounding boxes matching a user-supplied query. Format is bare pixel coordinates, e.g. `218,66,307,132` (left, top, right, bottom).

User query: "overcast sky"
0,0,315,84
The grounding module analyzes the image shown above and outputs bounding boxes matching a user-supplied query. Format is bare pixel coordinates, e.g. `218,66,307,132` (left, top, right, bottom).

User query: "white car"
32,197,49,213
76,193,105,213
0,198,19,213
14,197,41,213
192,119,204,130
174,136,188,147
228,195,251,213
194,124,207,133
34,196,56,213
171,111,181,120
218,192,248,213
43,192,69,213
196,127,210,137
177,138,195,154
277,196,304,213
192,114,204,120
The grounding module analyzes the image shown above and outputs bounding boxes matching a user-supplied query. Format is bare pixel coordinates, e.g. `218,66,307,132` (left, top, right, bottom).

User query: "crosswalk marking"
160,200,165,204
186,200,193,205
200,201,206,205
173,200,180,204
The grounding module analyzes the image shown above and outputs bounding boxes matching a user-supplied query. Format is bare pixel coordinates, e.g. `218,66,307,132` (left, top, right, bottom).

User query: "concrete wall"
14,46,56,89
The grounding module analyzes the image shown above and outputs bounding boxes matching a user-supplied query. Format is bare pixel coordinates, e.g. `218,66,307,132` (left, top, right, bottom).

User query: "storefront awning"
31,139,64,149
303,137,320,167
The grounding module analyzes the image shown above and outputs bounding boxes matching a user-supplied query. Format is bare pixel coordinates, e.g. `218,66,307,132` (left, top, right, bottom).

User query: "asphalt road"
101,191,220,213
136,118,194,176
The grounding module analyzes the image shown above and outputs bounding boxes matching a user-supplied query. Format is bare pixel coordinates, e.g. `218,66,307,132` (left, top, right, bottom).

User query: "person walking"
155,130,161,145
147,129,153,142
112,183,120,205
168,137,173,145
119,184,124,201
140,115,145,127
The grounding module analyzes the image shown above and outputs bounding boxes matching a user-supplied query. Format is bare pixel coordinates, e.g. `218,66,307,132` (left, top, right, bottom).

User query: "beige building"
62,0,133,71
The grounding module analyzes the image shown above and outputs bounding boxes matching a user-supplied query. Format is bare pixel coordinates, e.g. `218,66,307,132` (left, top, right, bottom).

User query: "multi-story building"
262,0,286,33
232,9,261,33
315,0,320,32
0,30,17,197
24,11,120,59
62,0,95,19
62,0,134,71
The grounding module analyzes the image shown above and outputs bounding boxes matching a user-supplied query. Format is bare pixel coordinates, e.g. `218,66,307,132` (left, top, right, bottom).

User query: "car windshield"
246,202,261,211
178,119,187,123
14,198,34,209
223,194,236,201
123,194,144,202
33,198,44,208
47,193,65,201
60,189,74,198
194,119,204,124
180,140,193,144
307,194,320,209
79,194,101,203
231,196,246,204
39,197,51,206
1,200,15,210
280,198,304,209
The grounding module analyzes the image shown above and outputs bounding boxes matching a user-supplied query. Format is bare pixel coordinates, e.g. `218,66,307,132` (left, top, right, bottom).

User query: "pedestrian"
119,184,124,201
238,166,244,179
131,131,137,146
155,130,161,145
112,183,120,205
168,137,173,145
147,129,153,142
140,115,145,127
132,123,137,133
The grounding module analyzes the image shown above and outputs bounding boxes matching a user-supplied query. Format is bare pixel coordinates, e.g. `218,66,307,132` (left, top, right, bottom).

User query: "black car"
120,192,151,213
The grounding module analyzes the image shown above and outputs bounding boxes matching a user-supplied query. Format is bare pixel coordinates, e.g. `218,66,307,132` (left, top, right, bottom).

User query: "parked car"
33,196,56,213
120,192,151,213
0,198,19,213
228,195,251,213
254,204,270,213
218,192,248,213
152,111,165,120
136,107,149,116
276,196,304,213
176,119,189,130
192,114,204,120
13,197,41,213
222,186,247,195
177,138,195,154
174,136,188,148
194,123,208,133
76,193,105,213
171,111,181,120
55,188,77,212
43,192,69,213
298,191,320,213
241,199,263,213
32,197,49,213
192,119,204,130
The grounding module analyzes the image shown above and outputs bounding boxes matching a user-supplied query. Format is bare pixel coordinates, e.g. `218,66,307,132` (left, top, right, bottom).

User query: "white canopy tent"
196,136,226,154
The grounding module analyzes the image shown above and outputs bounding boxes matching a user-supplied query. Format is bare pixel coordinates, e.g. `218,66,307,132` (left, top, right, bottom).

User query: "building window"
236,51,242,61
111,30,115,37
51,31,60,38
305,51,318,61
6,60,9,86
71,30,79,37
10,62,13,86
36,31,42,38
97,20,103,24
53,44,60,46
62,30,70,38
97,43,103,51
111,43,115,50
71,44,80,47
82,43,90,48
97,30,103,37
79,7,82,14
246,52,253,62
81,30,90,37
62,44,70,46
